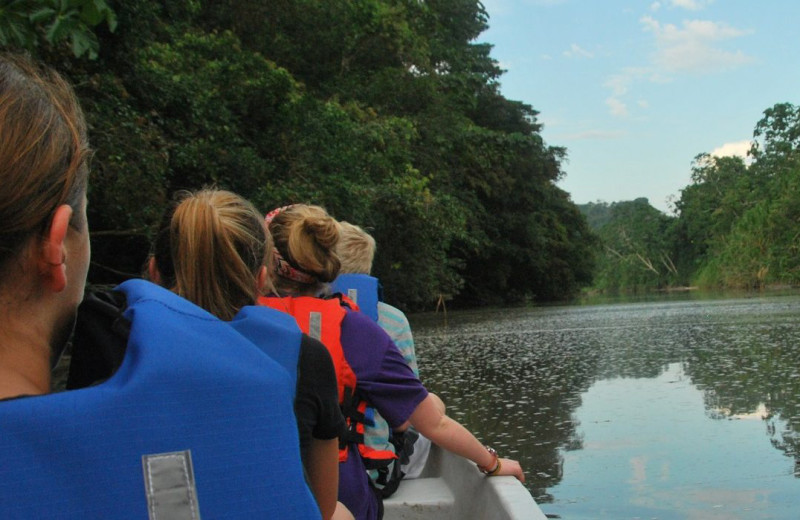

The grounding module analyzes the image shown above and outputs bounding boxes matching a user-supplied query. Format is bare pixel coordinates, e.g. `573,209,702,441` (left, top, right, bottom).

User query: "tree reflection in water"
410,295,800,513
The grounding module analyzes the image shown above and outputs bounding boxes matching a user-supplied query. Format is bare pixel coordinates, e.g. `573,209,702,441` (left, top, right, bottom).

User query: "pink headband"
266,205,317,285
265,204,294,225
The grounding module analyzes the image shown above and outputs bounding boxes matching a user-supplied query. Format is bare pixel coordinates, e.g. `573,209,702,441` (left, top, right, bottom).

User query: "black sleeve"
294,334,346,458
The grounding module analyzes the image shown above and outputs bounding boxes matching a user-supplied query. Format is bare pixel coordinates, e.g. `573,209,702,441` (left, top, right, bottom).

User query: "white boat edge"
384,444,548,520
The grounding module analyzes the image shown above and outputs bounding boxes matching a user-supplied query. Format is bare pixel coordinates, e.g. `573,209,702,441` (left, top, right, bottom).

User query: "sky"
477,0,800,213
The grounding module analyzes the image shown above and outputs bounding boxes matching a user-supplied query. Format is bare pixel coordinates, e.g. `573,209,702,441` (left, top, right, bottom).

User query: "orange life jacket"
259,295,397,468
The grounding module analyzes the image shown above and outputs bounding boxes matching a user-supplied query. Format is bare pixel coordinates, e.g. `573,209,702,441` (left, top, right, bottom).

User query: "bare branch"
660,254,678,275
605,246,626,259
634,252,659,274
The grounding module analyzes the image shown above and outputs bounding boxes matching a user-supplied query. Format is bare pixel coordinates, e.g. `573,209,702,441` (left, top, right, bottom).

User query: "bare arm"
407,394,525,482
306,437,339,519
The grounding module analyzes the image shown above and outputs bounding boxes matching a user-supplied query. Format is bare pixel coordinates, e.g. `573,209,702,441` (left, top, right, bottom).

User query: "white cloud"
670,0,712,10
640,16,754,74
605,75,629,97
601,8,749,120
710,140,752,158
606,97,629,117
604,67,654,96
563,43,594,59
603,67,657,117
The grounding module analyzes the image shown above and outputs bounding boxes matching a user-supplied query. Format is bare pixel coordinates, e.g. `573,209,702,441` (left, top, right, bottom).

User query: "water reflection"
410,296,800,518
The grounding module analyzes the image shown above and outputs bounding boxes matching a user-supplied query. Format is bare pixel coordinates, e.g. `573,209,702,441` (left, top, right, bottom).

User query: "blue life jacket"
0,279,320,520
330,273,380,322
228,302,303,389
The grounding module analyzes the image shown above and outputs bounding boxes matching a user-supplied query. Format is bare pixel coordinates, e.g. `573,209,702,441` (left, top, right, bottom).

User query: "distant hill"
577,198,653,231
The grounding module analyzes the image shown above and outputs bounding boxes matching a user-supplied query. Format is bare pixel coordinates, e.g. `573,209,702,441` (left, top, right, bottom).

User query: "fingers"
499,458,525,483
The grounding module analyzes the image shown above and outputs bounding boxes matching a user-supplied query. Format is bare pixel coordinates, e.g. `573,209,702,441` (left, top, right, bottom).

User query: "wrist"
477,446,501,475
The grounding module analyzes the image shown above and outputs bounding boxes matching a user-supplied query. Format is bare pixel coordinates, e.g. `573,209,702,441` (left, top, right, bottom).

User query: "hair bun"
276,205,341,284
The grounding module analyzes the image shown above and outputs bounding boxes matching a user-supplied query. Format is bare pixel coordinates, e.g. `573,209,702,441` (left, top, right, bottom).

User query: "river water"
409,295,800,519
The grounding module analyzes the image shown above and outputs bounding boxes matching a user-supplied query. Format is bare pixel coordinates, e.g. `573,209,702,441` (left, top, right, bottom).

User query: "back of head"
152,189,267,321
336,222,376,275
0,53,90,278
267,204,341,295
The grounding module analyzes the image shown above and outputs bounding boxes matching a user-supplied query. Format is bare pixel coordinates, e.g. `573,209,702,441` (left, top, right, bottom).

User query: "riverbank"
576,284,800,307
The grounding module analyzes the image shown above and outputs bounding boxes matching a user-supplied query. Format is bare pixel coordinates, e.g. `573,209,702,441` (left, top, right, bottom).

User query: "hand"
496,458,525,483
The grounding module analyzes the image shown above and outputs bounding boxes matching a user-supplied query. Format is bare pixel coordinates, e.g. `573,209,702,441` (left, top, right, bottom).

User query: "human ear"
38,204,72,292
256,265,269,295
148,256,163,285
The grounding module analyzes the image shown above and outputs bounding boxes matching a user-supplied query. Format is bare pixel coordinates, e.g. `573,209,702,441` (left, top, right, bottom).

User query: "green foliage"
81,72,169,230
751,103,800,164
0,0,116,58
23,0,800,303
694,204,772,288
131,29,300,196
578,201,615,231
586,102,800,295
0,1,36,49
669,102,800,291
369,176,467,307
591,199,677,293
28,0,602,308
669,154,753,279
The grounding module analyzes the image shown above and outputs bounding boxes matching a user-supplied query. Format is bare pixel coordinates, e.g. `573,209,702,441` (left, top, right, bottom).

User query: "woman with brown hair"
0,52,91,400
262,204,525,520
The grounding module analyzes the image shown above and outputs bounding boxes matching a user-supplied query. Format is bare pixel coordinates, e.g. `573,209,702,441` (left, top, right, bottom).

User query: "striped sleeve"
377,302,419,377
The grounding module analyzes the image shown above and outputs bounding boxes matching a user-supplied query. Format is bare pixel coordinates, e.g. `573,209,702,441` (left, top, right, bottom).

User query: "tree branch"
634,252,659,274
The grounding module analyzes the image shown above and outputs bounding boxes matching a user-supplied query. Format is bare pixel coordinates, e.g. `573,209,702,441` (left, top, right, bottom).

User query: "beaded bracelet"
478,446,502,476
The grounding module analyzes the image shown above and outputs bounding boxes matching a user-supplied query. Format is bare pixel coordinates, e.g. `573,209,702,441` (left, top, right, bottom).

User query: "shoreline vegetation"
3,2,798,311
578,102,800,299
577,284,800,308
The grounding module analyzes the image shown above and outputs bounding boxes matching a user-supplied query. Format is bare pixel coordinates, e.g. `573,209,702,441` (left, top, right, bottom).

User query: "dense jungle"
2,1,798,308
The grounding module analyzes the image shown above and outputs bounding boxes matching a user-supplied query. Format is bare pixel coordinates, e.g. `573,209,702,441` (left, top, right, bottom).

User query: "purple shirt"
337,310,428,520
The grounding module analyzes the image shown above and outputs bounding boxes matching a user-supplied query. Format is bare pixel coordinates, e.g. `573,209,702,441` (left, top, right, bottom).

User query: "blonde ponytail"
153,189,267,321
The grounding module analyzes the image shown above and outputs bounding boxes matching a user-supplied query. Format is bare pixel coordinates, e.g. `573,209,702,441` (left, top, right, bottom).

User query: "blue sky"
478,0,800,213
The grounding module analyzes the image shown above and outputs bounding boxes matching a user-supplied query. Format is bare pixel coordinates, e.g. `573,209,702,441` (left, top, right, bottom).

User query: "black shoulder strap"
326,291,356,310
65,290,130,390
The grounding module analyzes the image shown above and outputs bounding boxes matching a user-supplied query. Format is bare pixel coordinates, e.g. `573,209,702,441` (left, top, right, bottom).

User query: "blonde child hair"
336,222,376,275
